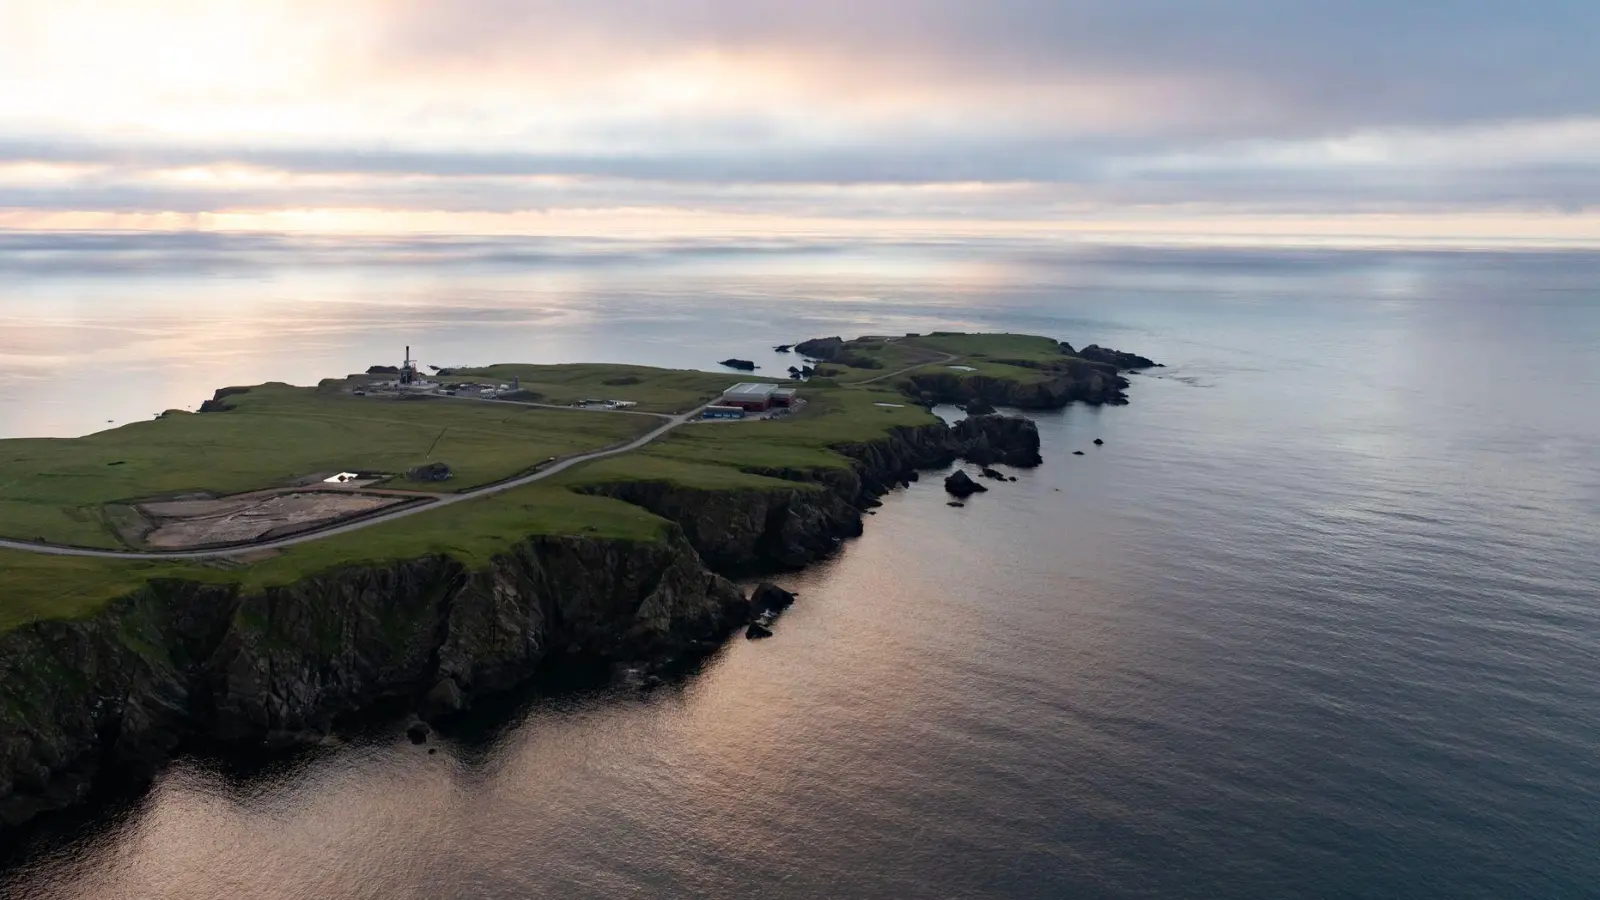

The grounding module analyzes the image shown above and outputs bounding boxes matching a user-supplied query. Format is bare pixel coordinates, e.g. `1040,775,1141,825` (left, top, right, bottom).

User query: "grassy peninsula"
0,332,1152,632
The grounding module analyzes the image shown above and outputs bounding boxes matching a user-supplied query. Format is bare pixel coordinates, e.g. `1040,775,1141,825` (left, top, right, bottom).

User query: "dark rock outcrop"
1094,438,1104,446
795,336,844,359
198,386,251,414
746,623,774,640
964,399,997,416
1073,344,1161,370
719,359,758,371
773,345,793,353
750,583,797,616
945,470,987,498
793,337,883,370
406,721,431,744
980,467,1006,480
953,415,1043,467
367,365,401,375
422,678,466,720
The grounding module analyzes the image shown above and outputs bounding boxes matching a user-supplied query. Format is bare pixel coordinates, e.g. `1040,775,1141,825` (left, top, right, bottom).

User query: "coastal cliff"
0,414,1041,831
582,416,1040,573
0,533,744,829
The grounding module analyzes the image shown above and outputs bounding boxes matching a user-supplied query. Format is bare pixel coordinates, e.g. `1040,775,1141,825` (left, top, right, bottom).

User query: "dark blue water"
2,240,1598,898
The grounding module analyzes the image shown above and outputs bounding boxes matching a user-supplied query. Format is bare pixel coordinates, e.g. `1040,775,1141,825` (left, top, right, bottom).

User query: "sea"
1,235,1597,899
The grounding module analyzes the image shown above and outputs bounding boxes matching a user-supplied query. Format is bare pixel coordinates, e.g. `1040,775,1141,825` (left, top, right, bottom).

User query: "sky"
3,0,1599,245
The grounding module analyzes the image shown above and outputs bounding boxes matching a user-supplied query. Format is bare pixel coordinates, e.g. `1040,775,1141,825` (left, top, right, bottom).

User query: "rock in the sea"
794,336,845,359
1094,438,1104,446
1073,451,1085,456
953,415,1043,467
422,677,466,719
746,623,774,640
980,467,1006,480
719,358,758,371
964,399,997,416
1009,476,1018,482
751,583,797,615
406,720,431,744
773,344,793,353
947,501,965,508
945,470,988,497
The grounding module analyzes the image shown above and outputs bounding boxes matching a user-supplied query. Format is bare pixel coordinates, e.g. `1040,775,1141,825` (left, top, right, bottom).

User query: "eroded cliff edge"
0,414,1041,830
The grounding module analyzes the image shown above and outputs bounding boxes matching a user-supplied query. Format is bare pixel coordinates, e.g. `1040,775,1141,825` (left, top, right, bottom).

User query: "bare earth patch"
140,492,407,549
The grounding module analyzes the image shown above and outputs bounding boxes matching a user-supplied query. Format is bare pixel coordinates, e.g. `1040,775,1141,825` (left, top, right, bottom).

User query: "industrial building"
721,383,800,411
702,405,747,420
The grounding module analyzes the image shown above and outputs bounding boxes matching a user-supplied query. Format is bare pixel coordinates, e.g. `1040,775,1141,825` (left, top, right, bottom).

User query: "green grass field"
448,363,735,413
906,332,1067,364
620,386,940,477
799,333,1068,385
0,382,651,548
0,335,1073,633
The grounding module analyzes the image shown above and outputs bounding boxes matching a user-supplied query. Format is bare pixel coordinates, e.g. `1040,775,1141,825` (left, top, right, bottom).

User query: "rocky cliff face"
0,412,1043,832
0,533,743,830
582,416,1041,574
904,359,1131,408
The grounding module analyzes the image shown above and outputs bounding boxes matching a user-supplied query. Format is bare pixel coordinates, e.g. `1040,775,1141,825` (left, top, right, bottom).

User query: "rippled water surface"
2,238,1598,899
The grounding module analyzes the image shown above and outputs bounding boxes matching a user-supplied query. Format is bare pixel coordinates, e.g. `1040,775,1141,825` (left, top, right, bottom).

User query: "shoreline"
0,333,1155,832
0,414,1046,833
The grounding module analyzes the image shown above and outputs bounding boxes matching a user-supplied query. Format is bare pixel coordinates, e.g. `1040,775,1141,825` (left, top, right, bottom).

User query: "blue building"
703,405,747,420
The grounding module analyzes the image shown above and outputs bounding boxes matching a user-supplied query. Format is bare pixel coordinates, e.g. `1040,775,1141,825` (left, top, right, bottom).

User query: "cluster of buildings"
362,349,808,425
704,382,801,419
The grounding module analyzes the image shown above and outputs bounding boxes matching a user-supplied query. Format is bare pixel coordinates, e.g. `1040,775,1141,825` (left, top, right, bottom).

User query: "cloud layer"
4,0,1599,241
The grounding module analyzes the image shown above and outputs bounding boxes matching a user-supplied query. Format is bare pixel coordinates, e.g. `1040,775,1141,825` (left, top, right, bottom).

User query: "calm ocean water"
2,237,1598,899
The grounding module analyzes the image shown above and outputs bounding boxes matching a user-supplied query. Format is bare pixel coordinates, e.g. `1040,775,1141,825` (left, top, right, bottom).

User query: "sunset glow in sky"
5,0,1600,245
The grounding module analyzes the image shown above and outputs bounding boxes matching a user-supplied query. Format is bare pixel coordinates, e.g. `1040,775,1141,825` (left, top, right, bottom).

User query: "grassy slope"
802,333,1068,387
450,364,736,414
0,335,1063,632
0,383,650,548
619,385,939,477
0,483,671,633
907,332,1066,363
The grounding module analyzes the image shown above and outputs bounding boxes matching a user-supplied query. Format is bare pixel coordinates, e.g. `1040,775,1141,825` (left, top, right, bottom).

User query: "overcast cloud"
3,0,1597,240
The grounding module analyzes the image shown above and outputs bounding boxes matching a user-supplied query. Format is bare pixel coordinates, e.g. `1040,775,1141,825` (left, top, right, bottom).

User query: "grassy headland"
0,332,1149,632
